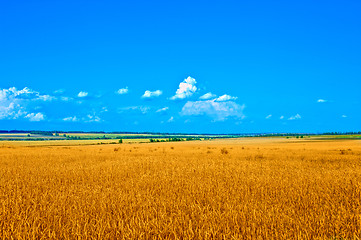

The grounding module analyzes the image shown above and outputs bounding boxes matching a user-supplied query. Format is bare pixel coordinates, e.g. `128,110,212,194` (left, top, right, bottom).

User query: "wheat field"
0,138,360,239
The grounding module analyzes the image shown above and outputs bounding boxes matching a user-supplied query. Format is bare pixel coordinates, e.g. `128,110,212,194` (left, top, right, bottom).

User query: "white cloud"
78,91,88,97
117,87,128,95
167,116,174,122
280,116,284,120
342,115,347,118
0,87,55,102
120,106,150,114
170,76,197,100
60,96,73,101
199,92,216,100
0,87,55,120
156,107,169,113
266,114,272,119
0,87,32,99
181,100,245,121
288,114,301,120
54,89,65,94
317,99,327,103
25,112,45,121
38,95,56,101
63,116,79,122
0,102,26,120
142,90,162,98
215,94,238,102
86,114,101,122
63,114,103,122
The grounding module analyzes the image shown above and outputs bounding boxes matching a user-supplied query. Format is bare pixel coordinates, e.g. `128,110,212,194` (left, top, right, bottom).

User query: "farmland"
1,137,361,239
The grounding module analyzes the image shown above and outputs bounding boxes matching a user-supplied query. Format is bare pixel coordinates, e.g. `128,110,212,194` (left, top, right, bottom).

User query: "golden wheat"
0,138,360,239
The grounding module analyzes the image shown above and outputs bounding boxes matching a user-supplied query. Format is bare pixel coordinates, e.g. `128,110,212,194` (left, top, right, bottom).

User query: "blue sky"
0,0,360,133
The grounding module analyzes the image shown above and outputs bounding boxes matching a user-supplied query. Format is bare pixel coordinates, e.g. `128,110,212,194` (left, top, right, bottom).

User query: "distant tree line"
149,137,203,143
323,132,361,135
29,131,54,136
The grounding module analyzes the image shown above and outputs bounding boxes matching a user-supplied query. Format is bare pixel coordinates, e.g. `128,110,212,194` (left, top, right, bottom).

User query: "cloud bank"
181,100,245,121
